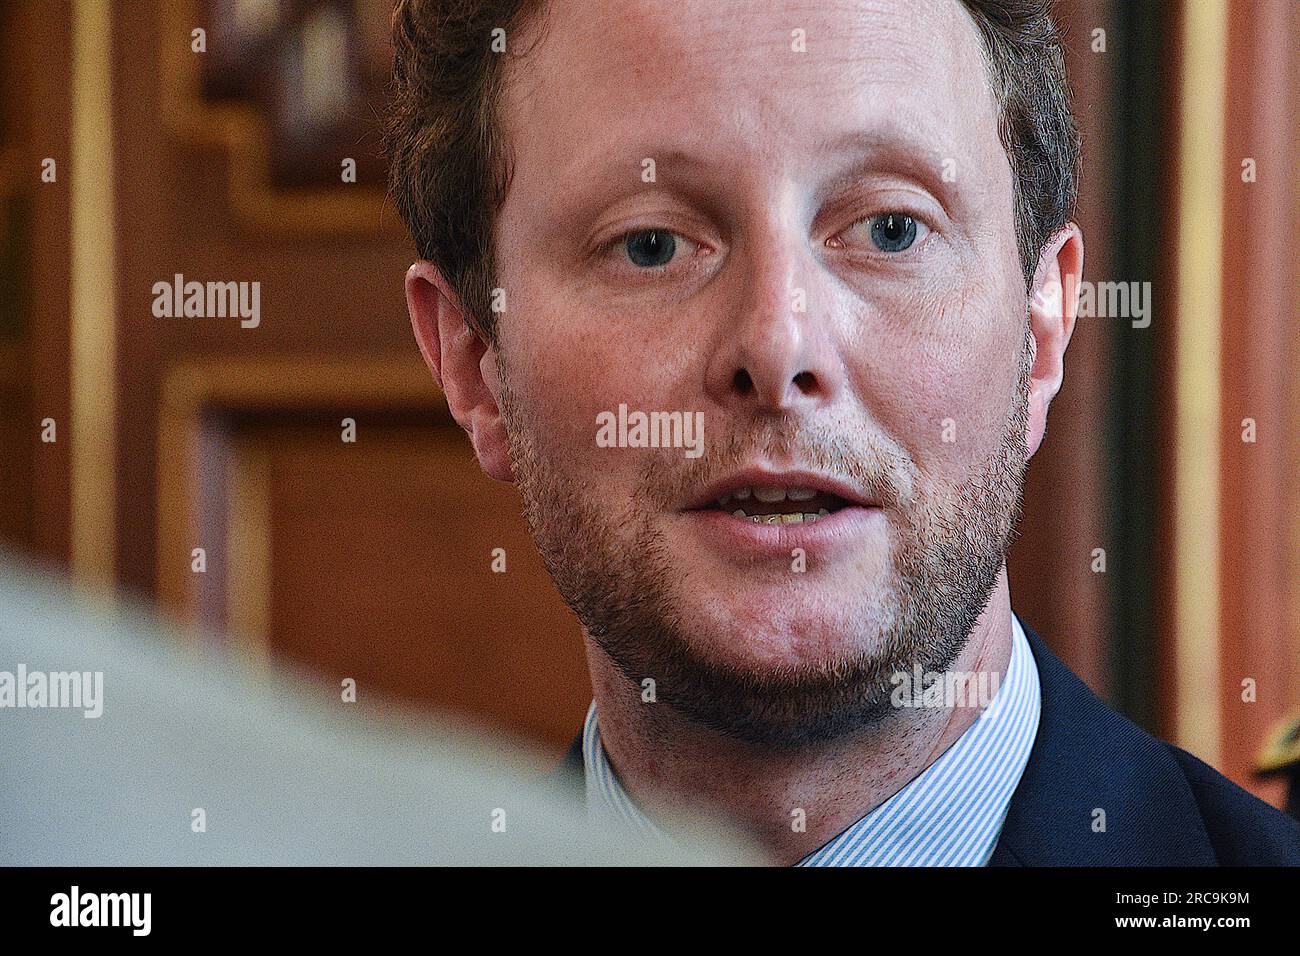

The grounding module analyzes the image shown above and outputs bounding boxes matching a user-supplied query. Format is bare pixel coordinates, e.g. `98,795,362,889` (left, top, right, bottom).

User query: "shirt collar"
581,614,1041,865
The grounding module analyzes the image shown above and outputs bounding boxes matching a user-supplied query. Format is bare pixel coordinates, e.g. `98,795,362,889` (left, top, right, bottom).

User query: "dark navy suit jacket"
563,618,1300,865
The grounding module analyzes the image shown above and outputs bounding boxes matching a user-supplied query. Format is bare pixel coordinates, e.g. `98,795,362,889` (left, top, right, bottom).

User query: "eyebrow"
547,148,732,226
551,122,968,226
559,147,720,193
811,127,964,211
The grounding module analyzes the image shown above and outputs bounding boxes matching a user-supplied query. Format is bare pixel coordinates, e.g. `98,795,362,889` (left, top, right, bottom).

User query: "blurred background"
0,1,1296,804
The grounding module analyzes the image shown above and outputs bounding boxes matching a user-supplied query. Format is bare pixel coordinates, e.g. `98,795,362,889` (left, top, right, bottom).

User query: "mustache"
641,418,913,511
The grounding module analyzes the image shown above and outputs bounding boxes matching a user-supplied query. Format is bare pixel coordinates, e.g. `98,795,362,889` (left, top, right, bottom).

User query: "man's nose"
704,235,843,415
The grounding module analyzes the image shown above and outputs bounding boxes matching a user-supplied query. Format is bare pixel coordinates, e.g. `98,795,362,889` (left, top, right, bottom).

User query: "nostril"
793,370,817,394
732,368,754,395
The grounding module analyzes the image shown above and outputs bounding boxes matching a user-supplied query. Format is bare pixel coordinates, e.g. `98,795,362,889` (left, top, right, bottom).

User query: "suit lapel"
990,618,1217,865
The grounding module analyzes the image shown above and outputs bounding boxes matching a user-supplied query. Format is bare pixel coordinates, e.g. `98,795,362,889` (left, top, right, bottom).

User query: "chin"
671,580,896,673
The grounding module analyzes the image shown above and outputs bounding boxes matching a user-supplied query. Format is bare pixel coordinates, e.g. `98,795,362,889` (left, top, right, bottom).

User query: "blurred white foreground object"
0,549,754,866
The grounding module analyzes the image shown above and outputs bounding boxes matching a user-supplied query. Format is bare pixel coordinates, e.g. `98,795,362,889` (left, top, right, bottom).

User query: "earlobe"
472,353,516,484
1024,223,1085,458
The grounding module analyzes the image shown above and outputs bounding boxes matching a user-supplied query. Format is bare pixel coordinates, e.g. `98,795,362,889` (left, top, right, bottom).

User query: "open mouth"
693,486,854,525
678,469,882,555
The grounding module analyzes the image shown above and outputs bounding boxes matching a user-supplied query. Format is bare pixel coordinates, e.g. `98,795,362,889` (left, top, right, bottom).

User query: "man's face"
488,0,1033,745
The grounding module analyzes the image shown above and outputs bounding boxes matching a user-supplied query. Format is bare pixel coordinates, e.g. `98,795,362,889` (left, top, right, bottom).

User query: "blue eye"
867,213,921,252
625,230,677,267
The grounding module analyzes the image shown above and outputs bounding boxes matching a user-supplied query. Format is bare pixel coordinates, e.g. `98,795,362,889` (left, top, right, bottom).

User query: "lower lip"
679,505,885,557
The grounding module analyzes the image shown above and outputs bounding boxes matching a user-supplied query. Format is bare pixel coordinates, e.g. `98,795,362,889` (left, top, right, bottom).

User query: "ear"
405,262,514,483
1025,223,1084,458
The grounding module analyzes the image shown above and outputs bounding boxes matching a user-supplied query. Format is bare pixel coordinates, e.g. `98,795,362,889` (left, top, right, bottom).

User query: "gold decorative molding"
70,0,117,592
226,435,272,671
156,353,445,640
1171,0,1227,766
157,1,401,236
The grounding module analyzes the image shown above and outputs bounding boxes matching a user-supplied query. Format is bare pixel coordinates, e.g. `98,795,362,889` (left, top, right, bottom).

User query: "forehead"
500,0,1005,199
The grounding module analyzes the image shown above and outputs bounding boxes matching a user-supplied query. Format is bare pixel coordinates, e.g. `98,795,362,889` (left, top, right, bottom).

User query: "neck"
585,568,1015,864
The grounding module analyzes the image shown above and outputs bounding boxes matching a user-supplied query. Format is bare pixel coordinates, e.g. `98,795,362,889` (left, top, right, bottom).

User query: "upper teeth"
718,486,817,507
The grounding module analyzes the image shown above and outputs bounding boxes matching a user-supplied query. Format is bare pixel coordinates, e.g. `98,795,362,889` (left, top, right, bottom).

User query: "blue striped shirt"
582,614,1041,865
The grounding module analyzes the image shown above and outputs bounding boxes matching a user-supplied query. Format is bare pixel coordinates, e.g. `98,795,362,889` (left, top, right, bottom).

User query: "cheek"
846,281,1022,481
496,269,694,484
